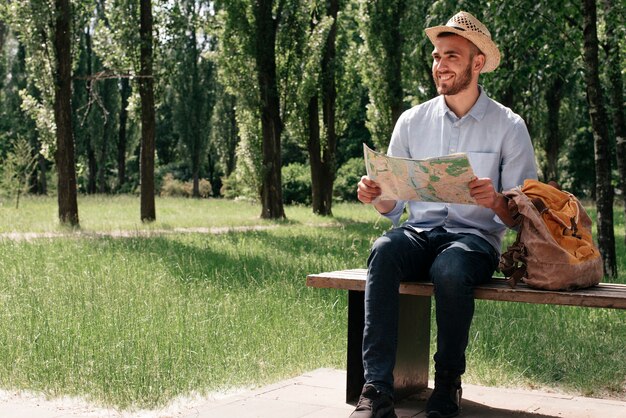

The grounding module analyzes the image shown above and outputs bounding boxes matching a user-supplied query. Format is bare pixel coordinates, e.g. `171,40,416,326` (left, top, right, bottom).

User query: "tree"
117,76,131,190
603,0,626,243
210,87,238,191
53,0,79,225
218,0,285,219
139,0,156,221
254,0,285,218
4,0,88,224
287,1,340,215
91,0,139,192
163,0,216,197
358,0,406,150
308,0,339,216
581,0,616,277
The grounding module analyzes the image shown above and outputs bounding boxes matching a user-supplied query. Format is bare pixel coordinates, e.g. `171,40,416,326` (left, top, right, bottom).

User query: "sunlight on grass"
0,195,383,233
0,196,624,409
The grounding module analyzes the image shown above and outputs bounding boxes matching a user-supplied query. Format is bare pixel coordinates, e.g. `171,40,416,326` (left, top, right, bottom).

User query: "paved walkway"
190,369,626,418
1,368,625,417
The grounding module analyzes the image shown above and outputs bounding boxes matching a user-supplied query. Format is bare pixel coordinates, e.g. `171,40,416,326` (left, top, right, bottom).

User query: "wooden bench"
306,269,626,403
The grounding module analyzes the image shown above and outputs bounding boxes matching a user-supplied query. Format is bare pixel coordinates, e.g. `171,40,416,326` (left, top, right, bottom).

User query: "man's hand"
357,176,396,214
469,177,516,226
357,176,382,204
469,177,500,209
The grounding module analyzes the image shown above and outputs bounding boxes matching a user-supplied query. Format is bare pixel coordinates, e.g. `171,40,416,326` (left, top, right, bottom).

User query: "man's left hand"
469,177,517,227
469,177,500,209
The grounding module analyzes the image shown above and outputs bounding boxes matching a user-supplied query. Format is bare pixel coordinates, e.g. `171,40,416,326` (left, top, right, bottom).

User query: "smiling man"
352,11,537,418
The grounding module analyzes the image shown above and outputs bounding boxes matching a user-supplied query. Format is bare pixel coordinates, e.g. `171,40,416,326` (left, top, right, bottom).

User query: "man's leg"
426,232,497,417
351,226,433,418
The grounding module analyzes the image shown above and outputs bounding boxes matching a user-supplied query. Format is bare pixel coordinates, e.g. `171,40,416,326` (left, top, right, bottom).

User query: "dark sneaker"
425,372,462,418
349,384,397,418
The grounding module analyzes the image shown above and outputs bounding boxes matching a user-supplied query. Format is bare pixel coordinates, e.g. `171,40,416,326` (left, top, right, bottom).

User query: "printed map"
364,144,477,205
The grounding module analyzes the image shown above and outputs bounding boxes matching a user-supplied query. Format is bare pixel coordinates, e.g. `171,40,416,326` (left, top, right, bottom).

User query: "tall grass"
0,196,624,409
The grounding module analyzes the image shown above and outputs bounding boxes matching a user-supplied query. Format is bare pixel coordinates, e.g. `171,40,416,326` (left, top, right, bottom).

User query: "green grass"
0,195,624,409
0,195,375,233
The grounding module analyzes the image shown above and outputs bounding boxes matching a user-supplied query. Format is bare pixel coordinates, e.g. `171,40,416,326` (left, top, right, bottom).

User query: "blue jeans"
363,226,498,395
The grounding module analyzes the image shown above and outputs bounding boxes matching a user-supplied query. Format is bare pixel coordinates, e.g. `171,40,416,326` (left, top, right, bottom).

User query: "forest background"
0,0,624,276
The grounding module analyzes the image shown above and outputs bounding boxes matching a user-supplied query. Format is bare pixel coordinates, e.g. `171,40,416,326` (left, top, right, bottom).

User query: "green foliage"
281,162,312,205
160,0,217,195
215,2,264,198
333,156,364,202
0,0,623,210
0,136,37,208
357,0,423,150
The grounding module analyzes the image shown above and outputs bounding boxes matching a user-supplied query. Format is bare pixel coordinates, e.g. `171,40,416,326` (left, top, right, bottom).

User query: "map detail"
364,144,477,205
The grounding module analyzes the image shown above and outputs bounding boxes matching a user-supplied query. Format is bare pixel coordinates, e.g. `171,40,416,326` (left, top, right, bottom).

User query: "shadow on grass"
92,220,382,289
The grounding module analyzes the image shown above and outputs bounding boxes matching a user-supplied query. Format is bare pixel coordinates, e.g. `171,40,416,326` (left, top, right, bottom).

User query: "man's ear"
473,54,486,73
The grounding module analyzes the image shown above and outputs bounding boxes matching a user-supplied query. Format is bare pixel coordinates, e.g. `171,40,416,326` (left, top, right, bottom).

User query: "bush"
161,173,187,197
282,163,311,205
197,179,212,198
334,157,365,202
160,173,212,198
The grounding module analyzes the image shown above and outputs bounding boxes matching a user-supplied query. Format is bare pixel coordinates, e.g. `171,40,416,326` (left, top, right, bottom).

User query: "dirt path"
0,225,280,242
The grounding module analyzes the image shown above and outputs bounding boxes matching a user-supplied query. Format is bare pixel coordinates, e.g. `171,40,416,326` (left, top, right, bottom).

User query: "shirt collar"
438,86,489,122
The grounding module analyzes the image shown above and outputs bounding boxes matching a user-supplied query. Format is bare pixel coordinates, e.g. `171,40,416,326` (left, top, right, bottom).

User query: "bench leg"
346,290,431,404
346,290,366,403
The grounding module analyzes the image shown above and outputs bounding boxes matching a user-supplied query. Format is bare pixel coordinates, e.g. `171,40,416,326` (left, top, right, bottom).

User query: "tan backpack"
499,179,603,290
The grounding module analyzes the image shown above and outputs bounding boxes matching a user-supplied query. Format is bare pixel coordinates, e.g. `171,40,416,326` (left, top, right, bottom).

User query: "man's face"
431,35,479,96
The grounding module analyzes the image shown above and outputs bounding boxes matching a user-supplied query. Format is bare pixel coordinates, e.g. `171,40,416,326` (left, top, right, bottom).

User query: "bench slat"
306,269,626,309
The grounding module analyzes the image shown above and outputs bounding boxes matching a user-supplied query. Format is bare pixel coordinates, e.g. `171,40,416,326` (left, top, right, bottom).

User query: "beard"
433,62,473,96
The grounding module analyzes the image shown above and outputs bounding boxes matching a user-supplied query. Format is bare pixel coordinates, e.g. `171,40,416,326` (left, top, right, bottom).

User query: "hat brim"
425,26,501,73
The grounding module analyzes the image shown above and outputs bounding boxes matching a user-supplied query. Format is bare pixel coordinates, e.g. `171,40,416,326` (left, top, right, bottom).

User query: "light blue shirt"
383,87,537,253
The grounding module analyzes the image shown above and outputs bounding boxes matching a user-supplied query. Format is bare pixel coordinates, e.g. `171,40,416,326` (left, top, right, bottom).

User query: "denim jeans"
363,226,498,395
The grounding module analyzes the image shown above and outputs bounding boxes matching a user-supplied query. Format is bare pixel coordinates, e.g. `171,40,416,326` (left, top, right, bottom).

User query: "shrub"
334,157,365,202
160,173,212,198
198,179,212,198
282,163,311,205
161,173,187,197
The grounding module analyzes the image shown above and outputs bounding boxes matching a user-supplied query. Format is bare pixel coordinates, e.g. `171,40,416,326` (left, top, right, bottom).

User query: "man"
352,11,537,418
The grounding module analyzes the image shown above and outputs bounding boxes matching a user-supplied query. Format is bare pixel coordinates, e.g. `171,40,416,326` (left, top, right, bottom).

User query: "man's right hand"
357,175,382,204
357,176,396,214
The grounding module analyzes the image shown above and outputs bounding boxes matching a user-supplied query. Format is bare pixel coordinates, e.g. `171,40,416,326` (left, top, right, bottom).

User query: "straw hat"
425,11,501,73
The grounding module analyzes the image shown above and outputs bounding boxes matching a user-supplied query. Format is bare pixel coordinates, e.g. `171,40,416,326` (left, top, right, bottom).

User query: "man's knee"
430,249,477,297
369,230,409,264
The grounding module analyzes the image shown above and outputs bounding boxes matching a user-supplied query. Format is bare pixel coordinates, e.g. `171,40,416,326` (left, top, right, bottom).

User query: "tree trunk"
582,0,616,277
87,147,97,193
139,0,156,222
310,0,339,216
603,0,626,244
117,77,130,190
544,77,564,182
308,95,323,208
53,0,79,226
84,30,96,194
37,153,48,194
0,19,6,54
498,46,516,110
255,0,285,219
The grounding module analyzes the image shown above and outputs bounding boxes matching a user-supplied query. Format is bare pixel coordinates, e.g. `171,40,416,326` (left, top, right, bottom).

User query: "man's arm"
469,177,517,227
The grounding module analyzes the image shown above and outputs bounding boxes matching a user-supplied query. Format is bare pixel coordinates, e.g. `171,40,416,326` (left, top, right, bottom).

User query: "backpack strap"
498,239,528,288
531,197,548,214
531,195,581,238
